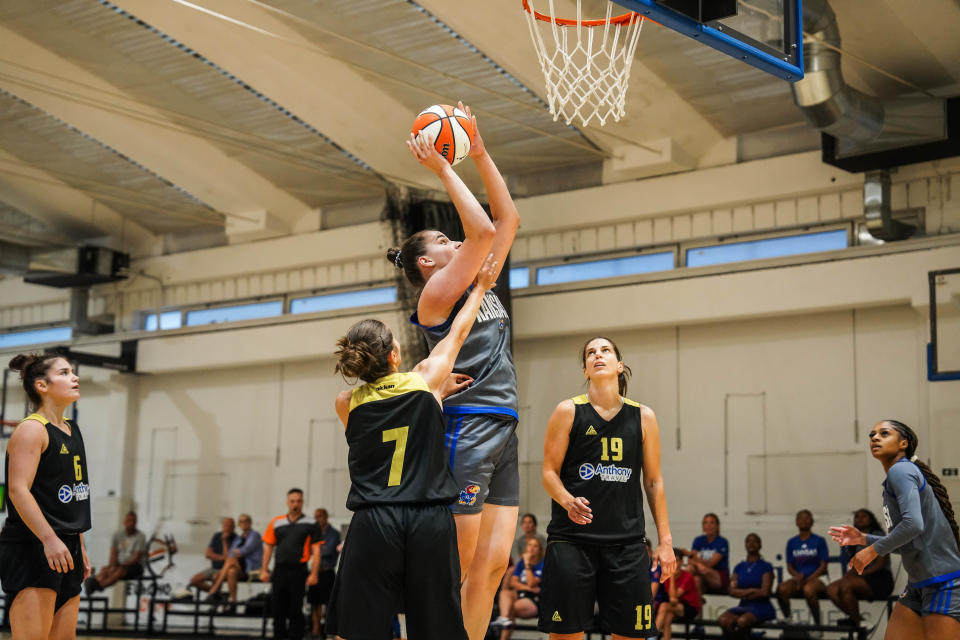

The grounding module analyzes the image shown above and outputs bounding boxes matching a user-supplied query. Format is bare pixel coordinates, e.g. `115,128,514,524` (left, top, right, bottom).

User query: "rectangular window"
144,311,183,331
185,301,283,327
686,229,848,268
509,267,530,289
0,326,72,349
290,286,397,315
536,252,675,286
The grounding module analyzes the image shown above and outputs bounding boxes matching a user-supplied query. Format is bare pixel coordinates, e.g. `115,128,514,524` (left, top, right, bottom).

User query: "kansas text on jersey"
548,395,646,544
345,372,459,510
412,289,518,418
1,413,91,542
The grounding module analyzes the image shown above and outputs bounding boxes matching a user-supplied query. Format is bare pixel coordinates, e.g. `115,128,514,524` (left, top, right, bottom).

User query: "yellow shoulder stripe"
350,372,430,412
571,394,589,405
622,397,640,407
21,412,50,426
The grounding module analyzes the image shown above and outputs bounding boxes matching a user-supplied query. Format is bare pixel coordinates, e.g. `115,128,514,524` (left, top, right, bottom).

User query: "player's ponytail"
334,319,395,384
885,419,960,554
386,231,431,288
8,352,59,410
580,336,633,396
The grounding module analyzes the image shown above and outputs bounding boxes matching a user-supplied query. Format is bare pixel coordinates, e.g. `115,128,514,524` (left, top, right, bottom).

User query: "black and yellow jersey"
547,395,646,544
344,372,459,510
1,413,91,542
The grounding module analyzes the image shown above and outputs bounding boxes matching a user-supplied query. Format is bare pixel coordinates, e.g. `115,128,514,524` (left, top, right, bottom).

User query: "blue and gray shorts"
899,577,960,621
442,413,519,515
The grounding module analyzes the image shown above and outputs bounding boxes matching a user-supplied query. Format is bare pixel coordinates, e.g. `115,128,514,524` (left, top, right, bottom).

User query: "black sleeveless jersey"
344,372,459,510
547,395,646,545
2,413,92,541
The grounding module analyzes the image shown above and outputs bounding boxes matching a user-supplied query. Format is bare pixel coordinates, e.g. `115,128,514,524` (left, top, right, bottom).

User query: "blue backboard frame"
612,0,804,82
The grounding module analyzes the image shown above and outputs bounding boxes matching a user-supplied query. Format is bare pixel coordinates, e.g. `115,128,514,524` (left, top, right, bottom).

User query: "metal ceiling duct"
791,0,945,145
792,0,944,240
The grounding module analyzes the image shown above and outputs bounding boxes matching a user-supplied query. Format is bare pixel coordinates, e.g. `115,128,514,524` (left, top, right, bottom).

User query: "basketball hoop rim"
521,0,644,27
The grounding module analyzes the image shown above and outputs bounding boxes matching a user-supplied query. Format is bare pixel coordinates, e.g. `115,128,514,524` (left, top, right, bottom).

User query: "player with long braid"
830,420,960,638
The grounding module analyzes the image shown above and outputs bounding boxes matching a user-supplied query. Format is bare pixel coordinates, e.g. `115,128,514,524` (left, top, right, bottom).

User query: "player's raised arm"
405,130,495,324
414,254,498,399
460,101,519,283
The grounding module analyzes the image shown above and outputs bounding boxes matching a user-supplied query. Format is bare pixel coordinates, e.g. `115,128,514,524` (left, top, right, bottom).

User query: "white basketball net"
523,0,645,127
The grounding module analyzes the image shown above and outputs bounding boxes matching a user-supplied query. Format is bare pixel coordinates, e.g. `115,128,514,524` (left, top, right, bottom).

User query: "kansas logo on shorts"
458,484,481,505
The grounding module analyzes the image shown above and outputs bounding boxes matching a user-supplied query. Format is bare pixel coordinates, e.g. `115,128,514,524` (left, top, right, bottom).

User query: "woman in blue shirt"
830,420,960,638
682,513,730,595
718,533,775,638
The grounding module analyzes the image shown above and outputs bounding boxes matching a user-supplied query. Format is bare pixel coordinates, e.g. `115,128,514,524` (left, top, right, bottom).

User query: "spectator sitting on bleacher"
511,513,547,563
647,538,661,601
493,537,543,639
655,549,701,640
718,533,775,639
680,512,730,596
776,509,829,625
826,508,893,627
499,513,547,601
189,517,235,594
309,508,341,638
84,511,147,594
207,513,263,603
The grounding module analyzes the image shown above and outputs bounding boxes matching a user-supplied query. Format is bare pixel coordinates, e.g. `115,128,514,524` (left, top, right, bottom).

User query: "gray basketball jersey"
866,458,960,588
412,288,518,418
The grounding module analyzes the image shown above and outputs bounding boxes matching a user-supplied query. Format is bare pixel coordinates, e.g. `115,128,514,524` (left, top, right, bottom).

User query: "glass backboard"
612,0,803,81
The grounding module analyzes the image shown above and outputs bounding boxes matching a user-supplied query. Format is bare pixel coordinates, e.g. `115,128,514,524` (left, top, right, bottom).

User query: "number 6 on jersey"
382,426,409,487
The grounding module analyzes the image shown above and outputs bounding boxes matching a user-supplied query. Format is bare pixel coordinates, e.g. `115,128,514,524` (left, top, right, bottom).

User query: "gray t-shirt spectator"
113,529,147,566
512,533,546,563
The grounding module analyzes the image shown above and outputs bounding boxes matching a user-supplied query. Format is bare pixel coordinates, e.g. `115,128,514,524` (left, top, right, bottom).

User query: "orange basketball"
411,104,473,166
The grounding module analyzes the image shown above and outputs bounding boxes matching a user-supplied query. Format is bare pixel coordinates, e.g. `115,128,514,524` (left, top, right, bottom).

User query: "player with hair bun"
388,101,520,640
830,419,960,638
0,352,91,640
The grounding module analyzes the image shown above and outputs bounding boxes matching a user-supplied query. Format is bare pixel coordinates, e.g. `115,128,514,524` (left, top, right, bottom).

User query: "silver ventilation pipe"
792,0,945,146
792,0,944,240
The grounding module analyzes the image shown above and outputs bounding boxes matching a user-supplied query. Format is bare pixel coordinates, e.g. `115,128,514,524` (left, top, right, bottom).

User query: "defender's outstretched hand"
829,525,866,547
475,252,499,291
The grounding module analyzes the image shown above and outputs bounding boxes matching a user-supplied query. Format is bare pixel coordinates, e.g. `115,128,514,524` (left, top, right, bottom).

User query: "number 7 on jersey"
382,426,409,487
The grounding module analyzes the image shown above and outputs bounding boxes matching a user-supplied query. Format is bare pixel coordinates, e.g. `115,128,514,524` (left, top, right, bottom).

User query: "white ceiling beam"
0,150,157,256
0,26,309,233
111,0,437,190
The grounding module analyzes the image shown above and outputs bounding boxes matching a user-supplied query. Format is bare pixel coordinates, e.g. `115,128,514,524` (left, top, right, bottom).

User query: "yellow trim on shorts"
350,372,430,413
